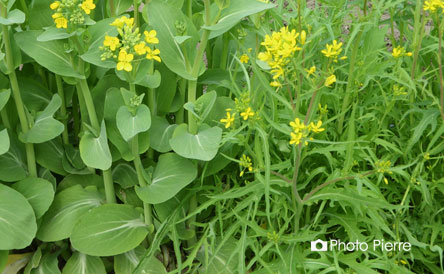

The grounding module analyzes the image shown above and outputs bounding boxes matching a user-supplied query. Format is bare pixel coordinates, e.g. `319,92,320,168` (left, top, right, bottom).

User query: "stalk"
77,77,116,203
133,0,139,27
1,4,37,177
437,15,444,122
55,75,69,144
337,26,363,134
1,109,11,129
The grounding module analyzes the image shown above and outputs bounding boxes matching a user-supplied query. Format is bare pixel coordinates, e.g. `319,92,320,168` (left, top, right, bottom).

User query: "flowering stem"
55,75,69,145
1,4,37,177
436,14,444,122
131,135,153,228
109,0,116,17
133,0,139,27
337,26,363,134
77,76,116,204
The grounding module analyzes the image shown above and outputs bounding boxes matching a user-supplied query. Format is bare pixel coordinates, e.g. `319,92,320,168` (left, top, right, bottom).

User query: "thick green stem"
1,109,11,129
1,4,37,177
133,0,139,27
77,77,116,203
55,75,69,145
131,137,153,227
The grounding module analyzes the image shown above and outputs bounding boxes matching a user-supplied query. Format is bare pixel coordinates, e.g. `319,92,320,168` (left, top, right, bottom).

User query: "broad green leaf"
62,252,106,274
14,31,83,78
148,116,177,153
30,253,60,274
35,138,68,176
131,256,168,274
135,69,161,89
28,0,53,30
0,129,9,155
0,89,10,111
204,0,275,39
80,18,119,68
194,90,217,121
62,144,90,174
146,1,199,80
116,104,151,142
21,94,64,144
113,163,138,189
170,124,222,161
70,204,149,256
109,0,133,16
135,153,197,204
18,77,52,112
37,185,104,242
12,178,55,219
197,238,238,274
0,184,37,250
37,27,75,42
114,246,145,274
155,62,177,114
79,121,112,170
0,9,25,25
57,174,103,191
0,131,27,182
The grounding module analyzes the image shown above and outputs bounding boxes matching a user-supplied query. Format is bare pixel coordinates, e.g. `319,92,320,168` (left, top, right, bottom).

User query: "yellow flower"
240,54,249,64
144,30,159,44
423,0,444,12
324,74,336,87
289,132,303,145
318,104,328,115
239,154,253,176
111,16,133,29
50,1,60,10
289,118,305,132
270,81,282,88
300,30,306,45
321,40,343,59
103,35,120,51
117,50,134,72
53,14,68,29
392,45,412,58
146,47,161,62
81,0,96,15
258,51,272,62
305,66,316,77
240,107,255,120
308,120,325,133
134,42,147,55
384,177,389,184
220,112,235,128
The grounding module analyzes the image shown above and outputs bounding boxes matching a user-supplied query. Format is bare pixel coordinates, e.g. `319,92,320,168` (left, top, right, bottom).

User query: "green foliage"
1,0,444,273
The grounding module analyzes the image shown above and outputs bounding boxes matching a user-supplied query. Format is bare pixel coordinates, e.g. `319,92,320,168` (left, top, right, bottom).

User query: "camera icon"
311,239,328,251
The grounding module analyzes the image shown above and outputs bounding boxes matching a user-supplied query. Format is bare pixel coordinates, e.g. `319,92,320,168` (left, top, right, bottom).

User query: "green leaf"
109,0,133,16
0,9,25,25
170,124,222,161
37,185,104,242
28,0,53,30
194,90,217,121
0,184,37,250
37,27,76,42
146,1,200,80
155,63,177,114
113,163,138,189
12,178,55,219
116,104,151,142
79,121,112,170
197,238,238,273
113,246,145,274
62,253,106,274
0,129,10,155
21,94,64,144
130,256,168,274
0,89,10,111
30,253,60,274
204,0,275,39
57,174,104,191
35,138,68,176
135,153,197,204
0,131,27,182
70,204,149,256
14,31,84,78
80,17,119,68
148,116,177,153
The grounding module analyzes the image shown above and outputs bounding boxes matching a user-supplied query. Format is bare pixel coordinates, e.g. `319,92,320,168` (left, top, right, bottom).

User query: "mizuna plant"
0,0,443,273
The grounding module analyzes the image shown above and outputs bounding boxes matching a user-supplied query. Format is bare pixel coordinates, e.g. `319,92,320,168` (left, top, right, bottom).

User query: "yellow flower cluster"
101,16,161,72
321,40,347,62
391,46,412,58
375,160,392,174
423,0,444,12
220,93,257,128
324,74,337,87
239,154,253,176
393,84,407,96
240,54,250,64
50,0,95,29
289,118,324,146
258,27,305,87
